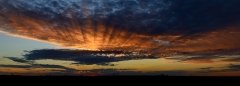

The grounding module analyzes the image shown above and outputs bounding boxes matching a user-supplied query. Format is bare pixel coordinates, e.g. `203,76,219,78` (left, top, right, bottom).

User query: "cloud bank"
0,0,240,52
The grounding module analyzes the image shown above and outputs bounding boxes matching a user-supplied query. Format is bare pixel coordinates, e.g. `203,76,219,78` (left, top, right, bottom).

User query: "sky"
0,32,56,57
0,0,240,76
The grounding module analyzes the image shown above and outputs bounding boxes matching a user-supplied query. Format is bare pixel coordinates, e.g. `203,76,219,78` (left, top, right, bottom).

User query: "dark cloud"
23,49,156,65
33,64,77,71
198,64,240,74
88,69,191,76
4,57,32,64
0,64,78,71
0,65,32,68
166,55,222,63
0,65,189,76
200,67,214,71
225,64,240,71
3,56,192,76
199,63,240,73
1,0,240,35
164,48,240,62
3,57,78,72
3,49,156,66
164,52,240,64
182,56,221,62
222,57,240,62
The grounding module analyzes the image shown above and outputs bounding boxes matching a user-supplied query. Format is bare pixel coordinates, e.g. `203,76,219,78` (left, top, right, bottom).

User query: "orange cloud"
0,13,164,51
1,11,240,57
166,26,240,54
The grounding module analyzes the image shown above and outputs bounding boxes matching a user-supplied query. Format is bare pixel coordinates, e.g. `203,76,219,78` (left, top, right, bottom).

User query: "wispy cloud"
3,56,79,72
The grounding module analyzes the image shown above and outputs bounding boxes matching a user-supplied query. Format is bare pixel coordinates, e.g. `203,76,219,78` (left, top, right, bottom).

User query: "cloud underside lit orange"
1,13,240,56
1,14,164,51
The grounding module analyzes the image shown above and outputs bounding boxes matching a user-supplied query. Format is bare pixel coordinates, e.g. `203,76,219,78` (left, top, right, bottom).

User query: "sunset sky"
1,0,240,76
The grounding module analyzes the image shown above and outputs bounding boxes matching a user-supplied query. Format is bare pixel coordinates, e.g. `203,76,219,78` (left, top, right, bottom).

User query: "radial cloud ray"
1,0,240,54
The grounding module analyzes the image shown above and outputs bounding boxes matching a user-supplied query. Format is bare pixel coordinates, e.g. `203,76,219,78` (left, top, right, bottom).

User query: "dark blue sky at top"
1,0,240,35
